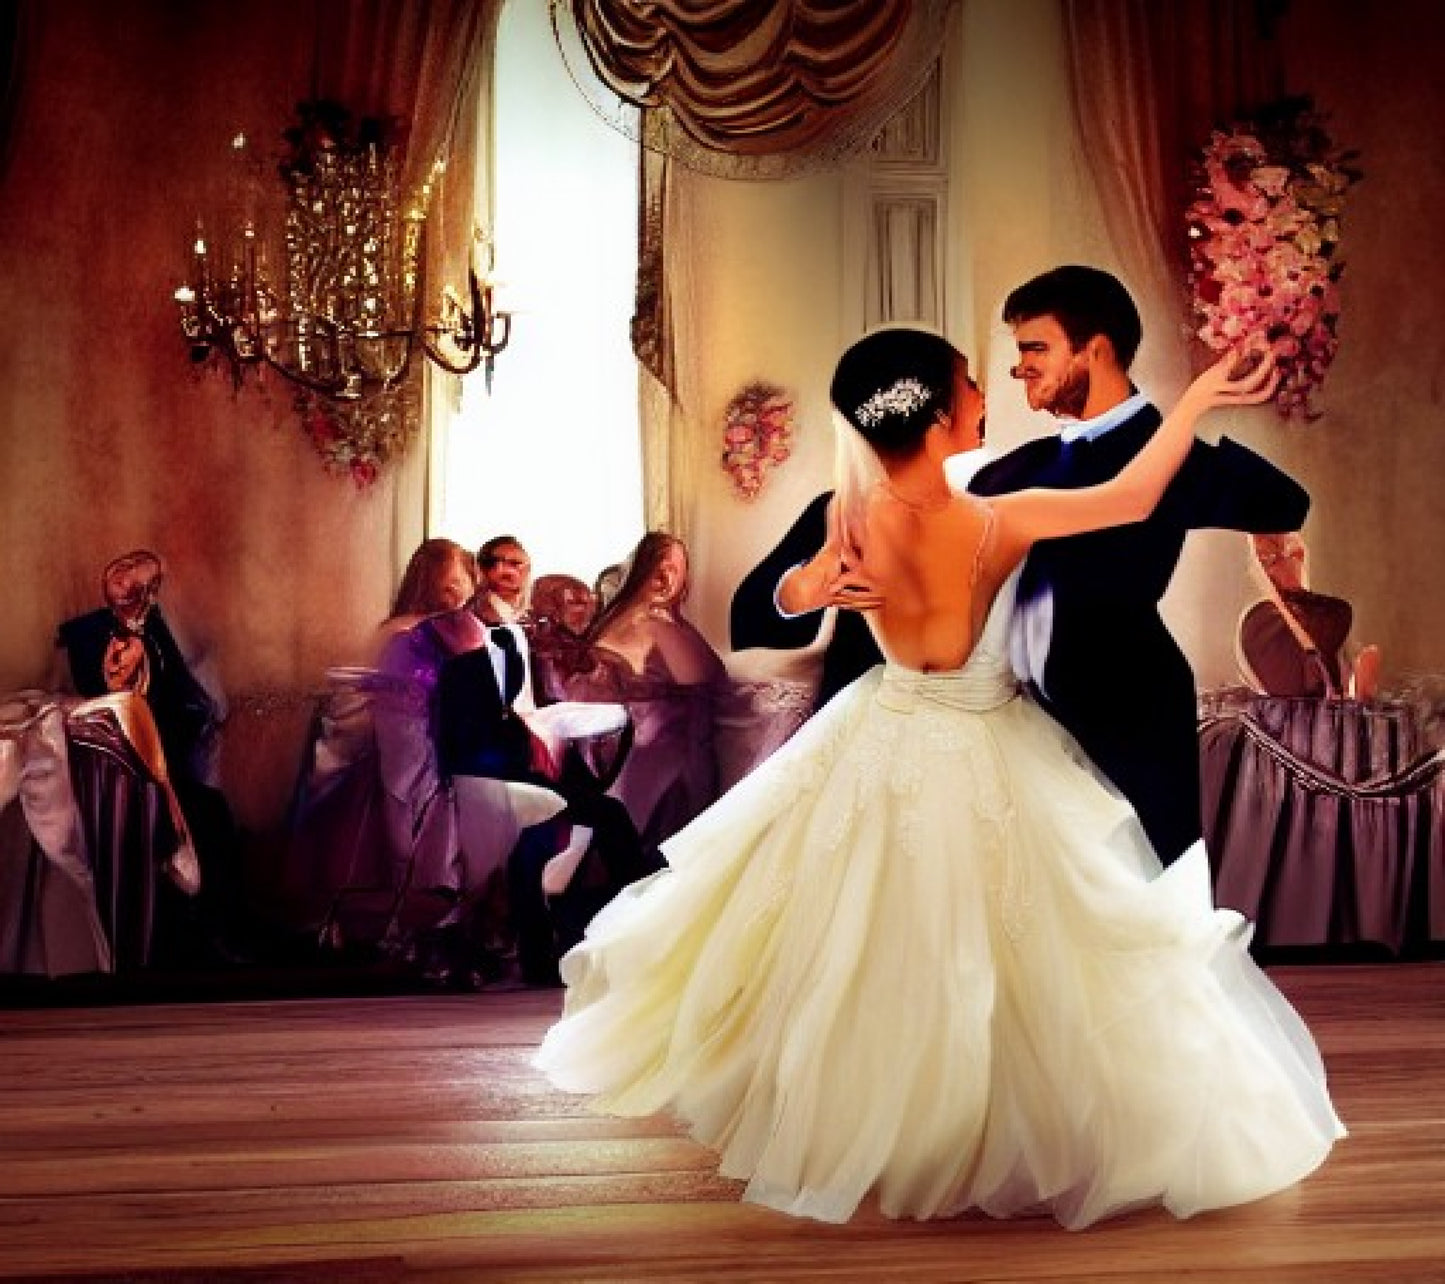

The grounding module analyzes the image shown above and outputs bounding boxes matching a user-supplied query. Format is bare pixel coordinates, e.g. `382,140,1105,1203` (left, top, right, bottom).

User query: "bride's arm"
997,348,1278,547
778,499,885,614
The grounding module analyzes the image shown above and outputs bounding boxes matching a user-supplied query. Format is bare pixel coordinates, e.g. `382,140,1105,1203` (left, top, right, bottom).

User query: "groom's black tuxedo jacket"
729,491,882,713
729,403,1310,863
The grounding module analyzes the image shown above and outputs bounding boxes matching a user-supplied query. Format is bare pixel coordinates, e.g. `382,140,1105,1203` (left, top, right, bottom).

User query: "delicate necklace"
881,478,953,512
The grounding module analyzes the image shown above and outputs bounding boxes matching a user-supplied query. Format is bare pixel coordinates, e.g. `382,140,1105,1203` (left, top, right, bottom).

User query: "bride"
534,328,1344,1229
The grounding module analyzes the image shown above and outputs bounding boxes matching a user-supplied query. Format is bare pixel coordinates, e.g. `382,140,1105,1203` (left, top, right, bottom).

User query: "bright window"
434,0,643,586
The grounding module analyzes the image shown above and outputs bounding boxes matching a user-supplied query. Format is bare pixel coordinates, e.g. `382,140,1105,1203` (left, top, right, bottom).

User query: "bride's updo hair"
829,327,963,458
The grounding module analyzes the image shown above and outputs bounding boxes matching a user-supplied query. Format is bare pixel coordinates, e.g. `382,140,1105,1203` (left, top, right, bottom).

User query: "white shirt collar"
1057,390,1149,444
483,620,535,712
487,592,522,623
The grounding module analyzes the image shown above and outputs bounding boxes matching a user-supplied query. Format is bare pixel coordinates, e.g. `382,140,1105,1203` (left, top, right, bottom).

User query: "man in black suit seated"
730,267,1310,867
435,618,654,984
57,551,223,792
55,549,247,962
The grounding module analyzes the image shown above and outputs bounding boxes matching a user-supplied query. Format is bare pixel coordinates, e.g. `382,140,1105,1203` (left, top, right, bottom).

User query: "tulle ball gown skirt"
534,665,1345,1228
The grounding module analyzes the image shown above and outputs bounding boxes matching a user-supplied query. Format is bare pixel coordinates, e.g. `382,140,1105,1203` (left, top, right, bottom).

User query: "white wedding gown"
534,571,1345,1228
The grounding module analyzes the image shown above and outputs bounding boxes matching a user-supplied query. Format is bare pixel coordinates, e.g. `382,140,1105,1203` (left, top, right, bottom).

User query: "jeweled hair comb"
855,377,931,429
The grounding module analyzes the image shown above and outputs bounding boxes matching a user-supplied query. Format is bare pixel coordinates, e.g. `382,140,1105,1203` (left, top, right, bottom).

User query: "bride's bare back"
859,490,1024,673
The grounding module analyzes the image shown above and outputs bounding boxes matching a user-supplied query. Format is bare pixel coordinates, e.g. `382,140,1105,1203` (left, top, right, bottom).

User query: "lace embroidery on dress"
737,679,815,719
975,719,1028,941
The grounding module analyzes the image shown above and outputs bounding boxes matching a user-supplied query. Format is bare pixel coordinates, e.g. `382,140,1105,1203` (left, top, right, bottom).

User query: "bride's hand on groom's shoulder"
778,553,884,614
826,565,885,613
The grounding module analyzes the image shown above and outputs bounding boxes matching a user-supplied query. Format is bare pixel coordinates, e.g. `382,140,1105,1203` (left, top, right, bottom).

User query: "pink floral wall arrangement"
1186,97,1363,420
721,381,796,500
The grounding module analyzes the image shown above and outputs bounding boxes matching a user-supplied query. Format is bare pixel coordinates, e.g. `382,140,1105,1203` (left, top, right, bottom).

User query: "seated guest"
529,573,598,703
435,615,651,984
532,573,597,636
286,598,488,959
436,620,552,783
370,538,479,659
54,549,245,962
1238,532,1381,701
55,550,224,787
560,532,725,848
593,562,625,614
476,534,533,625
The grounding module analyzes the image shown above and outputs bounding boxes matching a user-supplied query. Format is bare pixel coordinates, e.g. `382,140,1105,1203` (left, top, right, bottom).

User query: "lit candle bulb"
174,285,197,304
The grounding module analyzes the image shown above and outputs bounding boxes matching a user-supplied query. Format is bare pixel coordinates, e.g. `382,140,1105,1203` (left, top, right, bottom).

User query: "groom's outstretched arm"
1163,437,1310,533
728,492,834,651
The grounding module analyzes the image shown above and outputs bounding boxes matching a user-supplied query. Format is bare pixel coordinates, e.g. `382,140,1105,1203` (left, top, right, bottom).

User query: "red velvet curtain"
1062,0,1288,313
0,3,501,840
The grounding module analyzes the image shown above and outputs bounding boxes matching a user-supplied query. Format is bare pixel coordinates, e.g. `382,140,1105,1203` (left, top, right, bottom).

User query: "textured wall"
0,2,414,703
1260,0,1445,682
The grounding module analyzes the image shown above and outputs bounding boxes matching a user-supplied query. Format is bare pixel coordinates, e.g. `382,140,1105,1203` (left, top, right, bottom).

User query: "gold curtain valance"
563,0,954,177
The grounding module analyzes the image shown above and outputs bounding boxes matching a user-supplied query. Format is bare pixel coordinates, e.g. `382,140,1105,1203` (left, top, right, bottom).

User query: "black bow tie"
489,626,523,704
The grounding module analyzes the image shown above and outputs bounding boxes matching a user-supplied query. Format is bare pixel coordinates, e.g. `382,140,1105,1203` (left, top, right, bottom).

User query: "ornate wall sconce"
173,101,509,484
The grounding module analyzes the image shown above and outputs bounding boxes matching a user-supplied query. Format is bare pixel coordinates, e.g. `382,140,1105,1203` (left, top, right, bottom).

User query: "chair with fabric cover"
287,665,636,973
286,667,462,951
715,630,828,791
0,692,112,976
64,692,196,968
1,689,198,975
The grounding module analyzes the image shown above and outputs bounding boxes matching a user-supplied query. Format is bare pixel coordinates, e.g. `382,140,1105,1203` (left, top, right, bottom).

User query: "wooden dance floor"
2,964,1443,1282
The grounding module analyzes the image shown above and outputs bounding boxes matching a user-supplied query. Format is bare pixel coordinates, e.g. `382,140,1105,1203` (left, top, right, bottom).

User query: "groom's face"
1010,315,1090,419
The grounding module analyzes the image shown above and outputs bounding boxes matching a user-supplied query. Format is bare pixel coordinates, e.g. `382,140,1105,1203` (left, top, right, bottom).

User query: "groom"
729,266,1309,865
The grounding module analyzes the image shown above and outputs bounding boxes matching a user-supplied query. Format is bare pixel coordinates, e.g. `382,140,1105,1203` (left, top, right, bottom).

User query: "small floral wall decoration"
721,381,796,500
1186,96,1362,420
296,385,419,490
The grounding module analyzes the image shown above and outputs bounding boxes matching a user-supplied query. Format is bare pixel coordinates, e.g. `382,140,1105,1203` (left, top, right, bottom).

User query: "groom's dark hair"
1002,266,1143,369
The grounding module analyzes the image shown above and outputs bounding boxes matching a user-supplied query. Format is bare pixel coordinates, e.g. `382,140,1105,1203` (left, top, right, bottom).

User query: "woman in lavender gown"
559,533,725,849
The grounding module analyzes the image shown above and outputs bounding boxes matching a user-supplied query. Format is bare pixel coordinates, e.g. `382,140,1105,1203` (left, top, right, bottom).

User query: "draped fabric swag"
573,0,956,531
634,137,676,399
570,0,953,173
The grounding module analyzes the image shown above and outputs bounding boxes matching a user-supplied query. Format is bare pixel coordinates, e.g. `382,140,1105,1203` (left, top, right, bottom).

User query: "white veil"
831,407,886,566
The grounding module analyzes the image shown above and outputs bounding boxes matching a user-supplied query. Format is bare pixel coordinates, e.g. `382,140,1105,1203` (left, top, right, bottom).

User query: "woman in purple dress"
559,533,725,849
